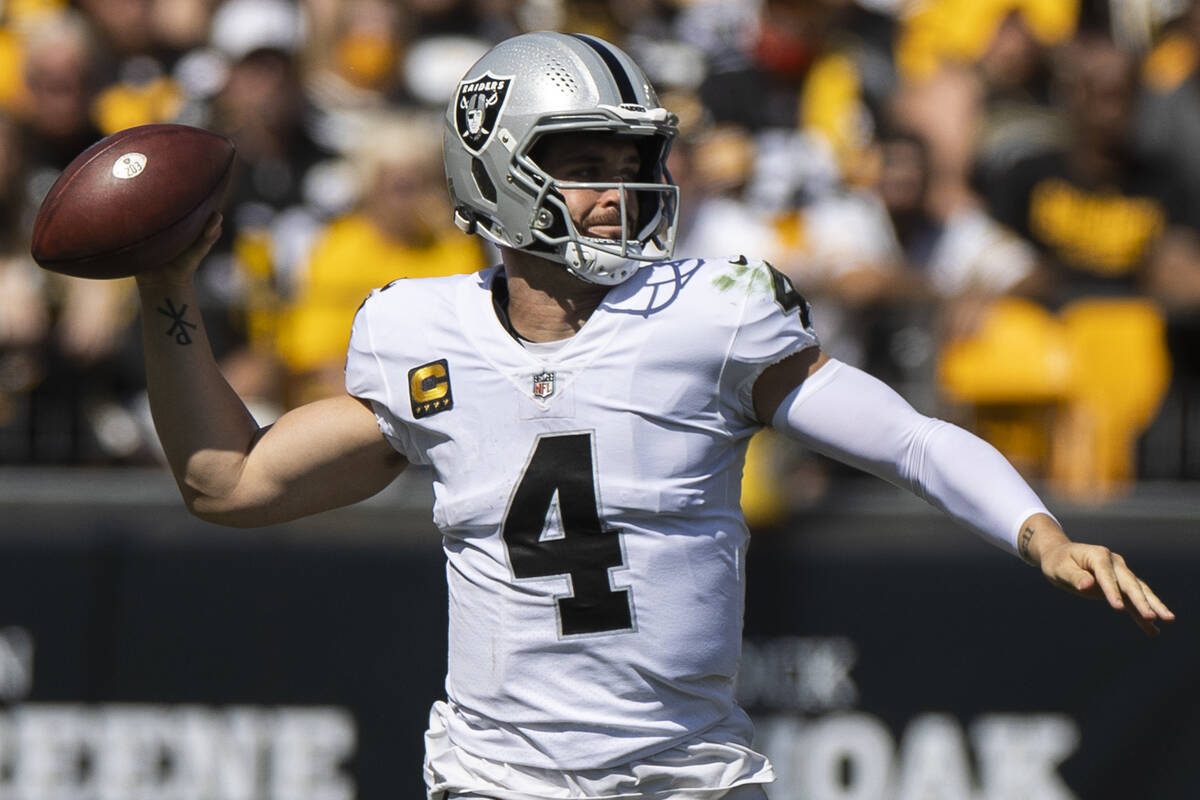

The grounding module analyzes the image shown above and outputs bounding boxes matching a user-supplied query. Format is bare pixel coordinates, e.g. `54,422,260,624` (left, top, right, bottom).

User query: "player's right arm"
135,215,407,527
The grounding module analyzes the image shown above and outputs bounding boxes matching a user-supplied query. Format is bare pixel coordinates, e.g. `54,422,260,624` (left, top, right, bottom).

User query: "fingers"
1112,560,1162,637
1072,571,1094,593
1140,579,1176,621
1127,605,1159,637
205,211,221,231
1084,547,1126,610
174,213,222,263
1045,543,1175,636
1053,561,1095,594
140,214,222,289
190,212,223,256
1081,547,1175,636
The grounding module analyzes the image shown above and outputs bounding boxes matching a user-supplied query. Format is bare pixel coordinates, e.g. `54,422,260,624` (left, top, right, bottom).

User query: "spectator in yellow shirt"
277,112,488,404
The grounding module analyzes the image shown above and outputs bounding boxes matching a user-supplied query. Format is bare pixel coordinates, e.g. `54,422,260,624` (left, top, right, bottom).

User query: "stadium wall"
0,468,1196,799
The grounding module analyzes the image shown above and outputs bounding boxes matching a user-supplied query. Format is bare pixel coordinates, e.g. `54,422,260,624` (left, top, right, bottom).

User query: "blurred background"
0,0,1198,798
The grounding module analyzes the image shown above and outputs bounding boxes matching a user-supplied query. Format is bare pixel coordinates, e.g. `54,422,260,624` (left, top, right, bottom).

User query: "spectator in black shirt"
975,31,1195,306
968,30,1200,494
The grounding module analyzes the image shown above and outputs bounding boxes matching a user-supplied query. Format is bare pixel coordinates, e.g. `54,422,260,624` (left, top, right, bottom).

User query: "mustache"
583,211,623,227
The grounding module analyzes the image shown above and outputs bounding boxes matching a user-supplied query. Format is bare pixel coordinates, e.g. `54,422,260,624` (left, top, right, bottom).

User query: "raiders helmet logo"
455,72,513,154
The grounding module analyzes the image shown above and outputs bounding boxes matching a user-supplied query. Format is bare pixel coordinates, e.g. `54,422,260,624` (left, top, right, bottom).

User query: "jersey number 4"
502,433,635,637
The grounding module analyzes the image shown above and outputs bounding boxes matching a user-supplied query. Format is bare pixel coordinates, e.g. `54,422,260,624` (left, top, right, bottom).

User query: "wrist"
1018,512,1069,567
138,278,204,348
136,271,195,296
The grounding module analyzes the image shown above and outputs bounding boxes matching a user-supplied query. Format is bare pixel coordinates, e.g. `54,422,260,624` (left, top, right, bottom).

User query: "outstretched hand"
1024,517,1175,636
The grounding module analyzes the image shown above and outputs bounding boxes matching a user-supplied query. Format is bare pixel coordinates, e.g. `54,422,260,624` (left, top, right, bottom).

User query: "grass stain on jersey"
712,259,773,297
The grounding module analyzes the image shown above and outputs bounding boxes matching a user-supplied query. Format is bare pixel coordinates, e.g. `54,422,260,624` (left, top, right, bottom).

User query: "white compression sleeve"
770,359,1053,554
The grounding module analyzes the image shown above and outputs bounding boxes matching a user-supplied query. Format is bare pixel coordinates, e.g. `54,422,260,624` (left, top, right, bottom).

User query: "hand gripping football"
31,124,236,279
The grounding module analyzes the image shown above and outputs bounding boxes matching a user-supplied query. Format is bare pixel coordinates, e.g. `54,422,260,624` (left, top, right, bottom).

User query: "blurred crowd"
1,0,1199,513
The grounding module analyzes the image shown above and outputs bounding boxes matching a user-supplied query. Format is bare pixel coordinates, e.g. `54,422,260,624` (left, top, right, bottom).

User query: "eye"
565,165,598,180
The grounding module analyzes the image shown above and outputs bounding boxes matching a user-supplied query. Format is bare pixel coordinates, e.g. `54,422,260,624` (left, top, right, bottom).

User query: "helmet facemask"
513,124,679,285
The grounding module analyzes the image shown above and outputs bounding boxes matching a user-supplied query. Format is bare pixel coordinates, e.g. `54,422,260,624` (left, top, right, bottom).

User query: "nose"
596,183,623,207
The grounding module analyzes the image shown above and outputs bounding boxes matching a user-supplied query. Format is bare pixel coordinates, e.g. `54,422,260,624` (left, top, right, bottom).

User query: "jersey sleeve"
344,289,421,461
723,259,820,420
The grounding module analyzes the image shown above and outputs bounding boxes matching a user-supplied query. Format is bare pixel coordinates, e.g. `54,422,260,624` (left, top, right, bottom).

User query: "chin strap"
562,240,639,286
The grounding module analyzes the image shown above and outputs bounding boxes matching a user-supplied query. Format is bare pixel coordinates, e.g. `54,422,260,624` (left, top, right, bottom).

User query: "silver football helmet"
443,31,679,285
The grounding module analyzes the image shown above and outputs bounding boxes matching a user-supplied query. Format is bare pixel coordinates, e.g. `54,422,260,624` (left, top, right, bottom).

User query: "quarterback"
134,33,1173,800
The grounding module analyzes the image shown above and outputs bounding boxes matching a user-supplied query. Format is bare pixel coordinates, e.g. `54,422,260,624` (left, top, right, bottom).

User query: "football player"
134,32,1174,800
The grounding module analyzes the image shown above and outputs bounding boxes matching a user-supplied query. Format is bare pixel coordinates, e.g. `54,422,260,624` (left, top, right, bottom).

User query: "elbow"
186,503,272,529
178,484,211,521
180,491,226,526
180,489,270,529
171,446,255,516
175,460,264,527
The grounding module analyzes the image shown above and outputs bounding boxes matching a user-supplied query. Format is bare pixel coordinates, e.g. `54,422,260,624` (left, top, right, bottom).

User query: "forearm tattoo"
1019,525,1035,563
157,298,197,345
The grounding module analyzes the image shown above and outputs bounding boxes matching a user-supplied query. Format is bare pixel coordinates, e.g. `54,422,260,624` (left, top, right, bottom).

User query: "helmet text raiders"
443,32,680,285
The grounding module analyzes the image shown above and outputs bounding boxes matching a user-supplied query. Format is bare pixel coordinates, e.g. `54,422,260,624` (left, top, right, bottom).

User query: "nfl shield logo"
532,371,555,399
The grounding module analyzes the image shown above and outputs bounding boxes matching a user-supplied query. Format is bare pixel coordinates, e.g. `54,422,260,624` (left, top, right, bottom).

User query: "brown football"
31,124,236,279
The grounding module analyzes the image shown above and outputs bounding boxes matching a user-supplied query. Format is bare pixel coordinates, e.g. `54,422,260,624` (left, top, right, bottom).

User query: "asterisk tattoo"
157,298,197,345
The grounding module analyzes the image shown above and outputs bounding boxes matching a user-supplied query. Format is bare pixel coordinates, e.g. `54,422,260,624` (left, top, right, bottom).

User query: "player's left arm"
752,351,1175,636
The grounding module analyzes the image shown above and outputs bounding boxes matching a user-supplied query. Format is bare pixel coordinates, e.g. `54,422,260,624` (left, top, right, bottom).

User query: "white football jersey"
345,258,818,772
